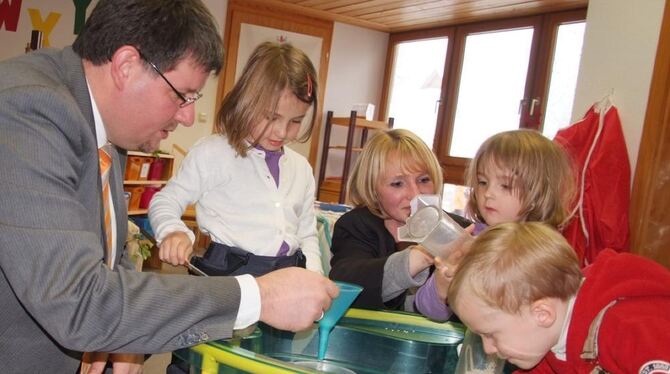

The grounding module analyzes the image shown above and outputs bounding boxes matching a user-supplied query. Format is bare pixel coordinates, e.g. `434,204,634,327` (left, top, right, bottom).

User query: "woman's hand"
158,231,193,266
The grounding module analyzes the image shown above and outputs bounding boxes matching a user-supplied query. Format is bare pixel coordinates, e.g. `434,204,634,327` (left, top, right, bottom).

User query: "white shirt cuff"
234,274,261,329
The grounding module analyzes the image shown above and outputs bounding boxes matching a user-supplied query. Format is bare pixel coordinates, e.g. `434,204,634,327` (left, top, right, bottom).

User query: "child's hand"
158,231,193,266
408,244,435,277
434,224,475,300
434,224,476,261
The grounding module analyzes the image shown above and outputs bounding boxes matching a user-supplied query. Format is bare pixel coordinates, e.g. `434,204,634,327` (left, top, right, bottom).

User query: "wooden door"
630,0,670,269
218,0,333,167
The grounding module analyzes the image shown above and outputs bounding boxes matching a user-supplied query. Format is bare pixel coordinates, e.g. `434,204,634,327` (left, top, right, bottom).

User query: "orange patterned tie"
99,144,113,267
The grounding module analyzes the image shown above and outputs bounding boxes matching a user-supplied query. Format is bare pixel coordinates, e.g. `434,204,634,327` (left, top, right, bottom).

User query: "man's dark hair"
73,0,223,74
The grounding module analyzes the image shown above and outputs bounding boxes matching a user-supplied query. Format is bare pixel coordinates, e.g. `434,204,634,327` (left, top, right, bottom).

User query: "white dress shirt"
89,83,117,267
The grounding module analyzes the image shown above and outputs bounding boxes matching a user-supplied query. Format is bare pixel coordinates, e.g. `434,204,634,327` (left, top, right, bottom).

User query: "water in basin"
173,309,466,373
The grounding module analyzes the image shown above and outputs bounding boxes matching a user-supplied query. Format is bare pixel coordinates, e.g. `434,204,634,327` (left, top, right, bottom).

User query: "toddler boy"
448,222,670,373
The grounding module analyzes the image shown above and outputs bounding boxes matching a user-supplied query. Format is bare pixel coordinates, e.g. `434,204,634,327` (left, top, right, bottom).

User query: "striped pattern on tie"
99,145,113,267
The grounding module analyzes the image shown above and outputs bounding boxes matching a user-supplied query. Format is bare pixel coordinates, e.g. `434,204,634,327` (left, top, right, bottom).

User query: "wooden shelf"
329,145,363,152
317,110,394,204
127,150,175,159
124,151,175,215
329,116,389,130
124,180,168,186
128,209,148,215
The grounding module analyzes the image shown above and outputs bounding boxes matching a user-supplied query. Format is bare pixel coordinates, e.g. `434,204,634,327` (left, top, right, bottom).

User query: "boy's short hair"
347,129,443,218
465,129,576,228
449,222,582,314
216,42,318,156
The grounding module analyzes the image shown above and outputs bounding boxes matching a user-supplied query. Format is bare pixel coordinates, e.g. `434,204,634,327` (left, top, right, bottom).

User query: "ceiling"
264,0,588,33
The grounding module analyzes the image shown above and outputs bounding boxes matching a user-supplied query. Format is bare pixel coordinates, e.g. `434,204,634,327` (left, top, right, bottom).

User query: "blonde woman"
329,129,471,311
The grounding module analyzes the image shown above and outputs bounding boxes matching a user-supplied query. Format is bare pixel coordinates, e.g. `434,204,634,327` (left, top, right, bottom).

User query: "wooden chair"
317,110,394,203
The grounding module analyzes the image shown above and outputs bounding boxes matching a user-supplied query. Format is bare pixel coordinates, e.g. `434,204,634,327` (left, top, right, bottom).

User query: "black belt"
189,242,306,277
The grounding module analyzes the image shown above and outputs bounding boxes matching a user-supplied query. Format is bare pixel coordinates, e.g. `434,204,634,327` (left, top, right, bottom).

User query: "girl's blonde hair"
347,129,443,218
465,129,576,228
448,222,582,314
215,42,318,156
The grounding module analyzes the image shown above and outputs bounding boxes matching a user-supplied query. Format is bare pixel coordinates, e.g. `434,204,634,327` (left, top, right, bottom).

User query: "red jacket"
527,250,670,373
554,104,630,266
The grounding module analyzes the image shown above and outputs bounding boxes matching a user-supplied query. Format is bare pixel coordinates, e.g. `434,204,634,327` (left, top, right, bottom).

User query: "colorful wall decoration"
0,0,97,59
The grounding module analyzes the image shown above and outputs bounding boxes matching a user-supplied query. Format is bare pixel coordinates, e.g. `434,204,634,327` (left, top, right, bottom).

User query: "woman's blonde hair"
465,129,576,228
215,42,318,156
347,129,443,218
448,222,582,314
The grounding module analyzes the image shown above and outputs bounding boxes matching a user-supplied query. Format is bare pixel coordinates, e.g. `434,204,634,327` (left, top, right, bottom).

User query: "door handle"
529,97,541,116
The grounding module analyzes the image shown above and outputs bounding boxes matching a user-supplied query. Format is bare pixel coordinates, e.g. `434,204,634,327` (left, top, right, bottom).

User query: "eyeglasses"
138,51,202,108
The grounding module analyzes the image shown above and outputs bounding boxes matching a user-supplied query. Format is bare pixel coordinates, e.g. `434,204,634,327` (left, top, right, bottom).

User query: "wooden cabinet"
123,151,174,215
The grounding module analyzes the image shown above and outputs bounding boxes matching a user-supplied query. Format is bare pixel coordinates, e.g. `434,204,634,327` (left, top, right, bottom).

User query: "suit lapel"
61,47,128,268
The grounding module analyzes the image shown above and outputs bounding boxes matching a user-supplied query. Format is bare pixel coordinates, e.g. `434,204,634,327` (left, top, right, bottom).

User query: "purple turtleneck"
259,146,290,256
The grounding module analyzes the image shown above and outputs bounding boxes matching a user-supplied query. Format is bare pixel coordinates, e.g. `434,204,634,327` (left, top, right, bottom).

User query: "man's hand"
158,231,193,266
81,352,144,374
256,267,339,331
109,354,144,374
81,351,107,374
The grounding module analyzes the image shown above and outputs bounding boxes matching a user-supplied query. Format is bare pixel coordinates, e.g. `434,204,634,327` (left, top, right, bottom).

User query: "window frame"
382,9,587,186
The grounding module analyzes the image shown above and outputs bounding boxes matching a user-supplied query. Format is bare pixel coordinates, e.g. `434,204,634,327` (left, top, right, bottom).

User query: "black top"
329,207,470,310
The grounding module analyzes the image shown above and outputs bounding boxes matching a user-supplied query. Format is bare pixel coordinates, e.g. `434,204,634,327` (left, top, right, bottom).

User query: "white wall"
0,0,226,166
0,0,98,60
319,22,389,178
166,12,391,176
571,0,665,175
159,0,227,164
3,0,665,180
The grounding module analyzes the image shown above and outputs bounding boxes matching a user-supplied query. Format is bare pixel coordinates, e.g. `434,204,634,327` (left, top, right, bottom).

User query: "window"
450,25,535,158
383,28,454,149
383,9,586,185
542,19,586,139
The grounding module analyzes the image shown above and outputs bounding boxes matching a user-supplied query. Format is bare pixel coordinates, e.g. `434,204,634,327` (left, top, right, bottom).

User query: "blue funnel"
317,281,363,360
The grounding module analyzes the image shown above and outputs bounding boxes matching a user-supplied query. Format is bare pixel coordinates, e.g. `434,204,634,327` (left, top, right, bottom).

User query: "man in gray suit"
0,0,338,372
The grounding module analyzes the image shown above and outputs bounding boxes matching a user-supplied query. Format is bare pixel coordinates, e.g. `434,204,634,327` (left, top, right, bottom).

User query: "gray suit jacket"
0,47,241,373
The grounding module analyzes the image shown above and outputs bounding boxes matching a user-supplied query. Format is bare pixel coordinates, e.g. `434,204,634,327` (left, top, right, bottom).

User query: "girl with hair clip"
149,41,324,275
328,129,472,311
415,128,577,321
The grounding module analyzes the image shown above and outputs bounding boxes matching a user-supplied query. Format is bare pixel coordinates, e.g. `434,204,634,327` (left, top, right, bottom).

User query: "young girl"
328,129,471,311
415,129,576,320
149,41,323,275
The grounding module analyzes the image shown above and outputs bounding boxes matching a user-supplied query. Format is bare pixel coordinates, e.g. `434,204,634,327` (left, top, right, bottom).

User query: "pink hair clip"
306,74,313,99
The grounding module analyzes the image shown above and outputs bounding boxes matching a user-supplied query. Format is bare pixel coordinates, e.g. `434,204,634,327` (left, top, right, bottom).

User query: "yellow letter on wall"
27,8,61,47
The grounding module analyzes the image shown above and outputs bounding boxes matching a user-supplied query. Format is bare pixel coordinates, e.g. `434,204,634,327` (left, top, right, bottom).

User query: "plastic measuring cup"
398,195,466,258
317,281,363,360
414,206,466,257
455,329,505,374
